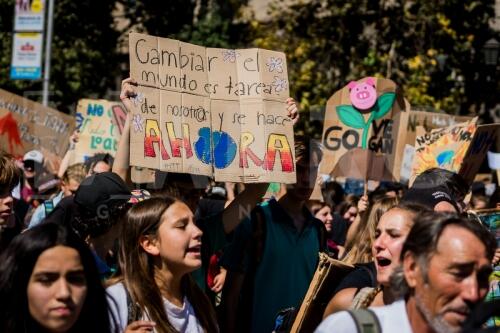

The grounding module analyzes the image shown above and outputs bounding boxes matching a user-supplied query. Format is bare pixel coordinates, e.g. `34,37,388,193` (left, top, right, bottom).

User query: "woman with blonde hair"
324,203,429,318
341,196,399,265
107,196,218,333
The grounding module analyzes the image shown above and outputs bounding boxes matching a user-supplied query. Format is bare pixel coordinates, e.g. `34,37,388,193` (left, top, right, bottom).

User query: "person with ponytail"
107,196,218,333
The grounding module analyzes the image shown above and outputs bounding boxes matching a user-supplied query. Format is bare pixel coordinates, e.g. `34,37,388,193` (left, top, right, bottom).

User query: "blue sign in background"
10,66,41,80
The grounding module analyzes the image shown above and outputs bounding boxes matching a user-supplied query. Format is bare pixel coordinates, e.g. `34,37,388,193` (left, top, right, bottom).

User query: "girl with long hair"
107,196,218,333
341,196,399,264
0,223,114,333
323,203,429,317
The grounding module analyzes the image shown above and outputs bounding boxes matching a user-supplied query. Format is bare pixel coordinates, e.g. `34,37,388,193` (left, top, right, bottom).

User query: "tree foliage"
0,0,120,113
249,0,497,137
0,0,497,135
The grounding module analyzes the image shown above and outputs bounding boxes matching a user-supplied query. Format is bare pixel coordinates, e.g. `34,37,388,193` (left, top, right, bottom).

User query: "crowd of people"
0,78,498,333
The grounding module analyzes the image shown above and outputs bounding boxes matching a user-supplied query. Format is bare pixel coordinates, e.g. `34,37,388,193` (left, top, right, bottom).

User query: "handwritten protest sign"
0,88,74,172
405,111,472,147
411,119,477,183
320,77,409,182
71,99,127,163
459,123,500,185
128,32,295,183
411,118,499,185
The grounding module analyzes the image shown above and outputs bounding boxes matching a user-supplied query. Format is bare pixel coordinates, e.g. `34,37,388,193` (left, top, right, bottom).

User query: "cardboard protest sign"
128,32,295,183
411,119,477,183
411,118,500,185
320,77,409,182
405,110,473,147
71,99,127,163
0,88,74,171
290,253,354,333
459,123,500,185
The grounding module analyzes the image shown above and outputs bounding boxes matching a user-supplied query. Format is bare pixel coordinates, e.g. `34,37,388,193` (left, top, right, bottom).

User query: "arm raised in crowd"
345,195,368,246
57,130,79,179
112,78,136,183
220,97,299,234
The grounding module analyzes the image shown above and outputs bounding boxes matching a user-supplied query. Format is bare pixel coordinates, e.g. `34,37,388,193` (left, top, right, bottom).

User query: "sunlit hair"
0,151,20,193
0,223,114,333
390,212,496,298
114,196,217,333
62,163,87,184
342,196,399,264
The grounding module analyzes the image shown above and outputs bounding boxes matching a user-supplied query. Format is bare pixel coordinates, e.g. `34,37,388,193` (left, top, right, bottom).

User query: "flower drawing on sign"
75,112,84,130
222,49,239,63
272,77,287,92
132,92,144,107
266,57,283,73
336,78,396,149
132,114,144,133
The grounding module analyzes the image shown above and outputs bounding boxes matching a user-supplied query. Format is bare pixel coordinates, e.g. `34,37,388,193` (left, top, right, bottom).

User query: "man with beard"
222,136,326,333
316,212,496,333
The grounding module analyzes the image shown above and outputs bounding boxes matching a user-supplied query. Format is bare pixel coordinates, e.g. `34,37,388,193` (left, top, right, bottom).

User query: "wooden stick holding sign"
128,33,295,183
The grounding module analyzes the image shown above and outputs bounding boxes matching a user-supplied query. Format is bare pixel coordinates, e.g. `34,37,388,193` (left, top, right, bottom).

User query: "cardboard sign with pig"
128,32,295,183
320,77,409,182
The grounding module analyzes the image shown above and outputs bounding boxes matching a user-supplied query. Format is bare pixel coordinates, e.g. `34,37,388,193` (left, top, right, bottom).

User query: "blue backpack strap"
347,308,382,333
43,199,54,216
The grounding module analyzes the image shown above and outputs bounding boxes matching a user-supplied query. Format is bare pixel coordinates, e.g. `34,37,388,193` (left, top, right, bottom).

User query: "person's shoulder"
370,299,412,332
315,311,357,333
106,281,126,303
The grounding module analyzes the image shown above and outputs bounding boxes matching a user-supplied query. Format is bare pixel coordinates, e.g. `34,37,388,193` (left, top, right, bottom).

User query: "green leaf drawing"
372,92,396,120
336,105,366,129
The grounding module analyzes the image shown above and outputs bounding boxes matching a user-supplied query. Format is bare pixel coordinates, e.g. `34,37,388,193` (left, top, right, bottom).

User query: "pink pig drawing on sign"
347,77,377,110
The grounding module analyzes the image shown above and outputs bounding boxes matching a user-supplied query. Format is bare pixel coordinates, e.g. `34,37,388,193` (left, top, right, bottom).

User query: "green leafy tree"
120,0,249,48
249,0,497,138
0,0,121,113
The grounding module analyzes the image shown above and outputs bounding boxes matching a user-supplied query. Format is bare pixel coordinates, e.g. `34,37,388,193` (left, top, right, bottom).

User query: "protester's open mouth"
186,245,201,254
376,257,392,267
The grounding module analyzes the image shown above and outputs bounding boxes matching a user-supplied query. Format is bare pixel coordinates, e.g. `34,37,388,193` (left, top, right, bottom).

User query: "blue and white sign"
14,0,45,31
10,32,43,80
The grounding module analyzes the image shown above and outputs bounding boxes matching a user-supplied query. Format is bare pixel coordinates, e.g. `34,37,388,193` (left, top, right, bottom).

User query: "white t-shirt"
315,299,413,333
107,282,204,333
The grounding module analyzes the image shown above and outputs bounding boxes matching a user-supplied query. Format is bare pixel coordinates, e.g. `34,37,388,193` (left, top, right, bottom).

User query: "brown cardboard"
129,32,294,183
71,99,125,164
290,253,354,333
409,118,497,186
0,88,74,172
459,123,500,185
320,77,409,182
405,111,473,147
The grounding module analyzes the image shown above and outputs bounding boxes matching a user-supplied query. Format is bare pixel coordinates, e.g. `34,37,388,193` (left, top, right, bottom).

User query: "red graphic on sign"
0,113,24,154
21,43,34,51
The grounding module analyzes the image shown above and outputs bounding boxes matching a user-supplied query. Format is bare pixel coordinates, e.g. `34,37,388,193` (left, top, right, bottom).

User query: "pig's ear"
365,77,375,86
347,81,357,90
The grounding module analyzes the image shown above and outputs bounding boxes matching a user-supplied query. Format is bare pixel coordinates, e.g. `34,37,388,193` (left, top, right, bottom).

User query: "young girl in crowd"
107,196,218,333
0,223,113,333
323,203,428,317
342,196,399,264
